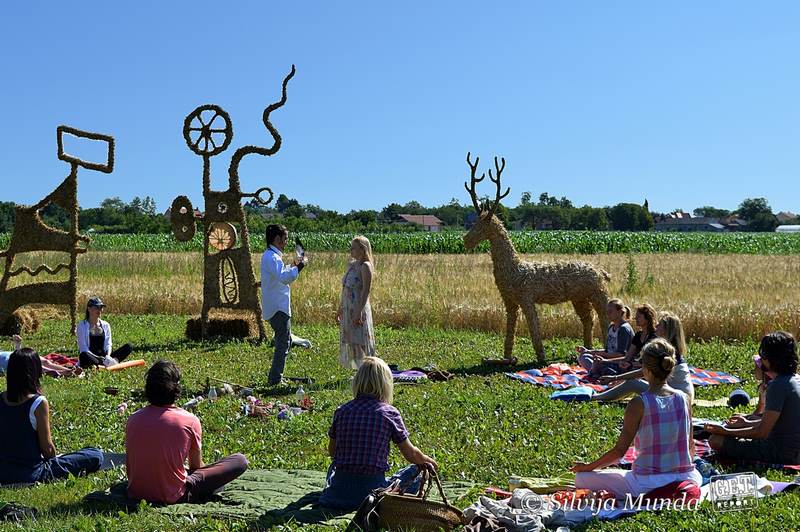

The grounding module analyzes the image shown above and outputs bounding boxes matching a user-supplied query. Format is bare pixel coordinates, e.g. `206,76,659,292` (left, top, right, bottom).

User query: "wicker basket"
376,468,464,531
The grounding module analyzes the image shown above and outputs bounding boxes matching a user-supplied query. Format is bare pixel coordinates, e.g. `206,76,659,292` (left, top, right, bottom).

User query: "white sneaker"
102,355,118,368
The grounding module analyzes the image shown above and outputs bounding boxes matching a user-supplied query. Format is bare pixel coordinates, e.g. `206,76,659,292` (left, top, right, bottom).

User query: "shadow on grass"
255,377,352,399
135,340,215,353
46,497,140,519
447,358,549,377
255,491,351,528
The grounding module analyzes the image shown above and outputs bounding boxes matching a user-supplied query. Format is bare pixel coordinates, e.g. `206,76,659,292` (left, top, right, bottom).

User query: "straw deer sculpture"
462,153,611,362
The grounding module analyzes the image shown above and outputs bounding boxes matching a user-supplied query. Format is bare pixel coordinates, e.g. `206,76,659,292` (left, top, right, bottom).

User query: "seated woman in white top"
76,297,132,368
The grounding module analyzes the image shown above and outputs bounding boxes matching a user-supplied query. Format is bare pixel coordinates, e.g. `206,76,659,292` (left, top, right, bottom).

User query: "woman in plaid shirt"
571,339,702,498
319,357,438,510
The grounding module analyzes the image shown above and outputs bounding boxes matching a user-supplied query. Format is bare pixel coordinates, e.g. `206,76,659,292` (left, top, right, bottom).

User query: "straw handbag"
348,467,464,531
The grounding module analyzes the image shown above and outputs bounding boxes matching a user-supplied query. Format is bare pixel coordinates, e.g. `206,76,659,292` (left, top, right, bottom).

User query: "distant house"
510,219,527,231
719,216,749,232
776,225,800,233
777,211,797,224
655,217,725,232
534,219,554,230
396,214,444,232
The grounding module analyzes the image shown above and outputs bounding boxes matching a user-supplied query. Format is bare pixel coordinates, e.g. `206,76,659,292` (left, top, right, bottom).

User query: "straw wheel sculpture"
208,222,237,251
183,105,233,157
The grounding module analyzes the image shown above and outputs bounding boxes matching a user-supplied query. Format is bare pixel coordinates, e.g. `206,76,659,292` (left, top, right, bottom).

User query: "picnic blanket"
392,370,428,384
550,386,595,402
506,364,740,392
44,353,78,366
467,474,783,530
694,396,759,408
84,469,473,527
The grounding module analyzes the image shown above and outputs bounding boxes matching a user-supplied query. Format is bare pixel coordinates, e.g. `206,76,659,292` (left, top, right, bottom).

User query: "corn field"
2,231,799,255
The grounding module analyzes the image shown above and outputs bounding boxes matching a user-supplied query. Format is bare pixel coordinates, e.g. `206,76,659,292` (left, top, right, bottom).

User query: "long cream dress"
339,261,376,369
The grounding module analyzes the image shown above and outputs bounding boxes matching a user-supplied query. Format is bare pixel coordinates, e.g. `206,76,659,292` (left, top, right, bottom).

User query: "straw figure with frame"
0,126,114,335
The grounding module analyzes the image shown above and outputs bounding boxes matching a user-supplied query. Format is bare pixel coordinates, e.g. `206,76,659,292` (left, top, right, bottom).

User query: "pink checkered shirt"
632,391,694,475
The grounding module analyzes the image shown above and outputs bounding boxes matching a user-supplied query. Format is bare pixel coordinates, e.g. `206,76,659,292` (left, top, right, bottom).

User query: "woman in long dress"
337,236,376,369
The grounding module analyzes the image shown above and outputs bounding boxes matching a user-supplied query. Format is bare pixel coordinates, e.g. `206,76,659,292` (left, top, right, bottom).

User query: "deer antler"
463,152,485,213
487,156,510,215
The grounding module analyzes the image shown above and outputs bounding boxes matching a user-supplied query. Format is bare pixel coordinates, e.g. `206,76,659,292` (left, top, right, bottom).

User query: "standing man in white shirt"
261,224,308,386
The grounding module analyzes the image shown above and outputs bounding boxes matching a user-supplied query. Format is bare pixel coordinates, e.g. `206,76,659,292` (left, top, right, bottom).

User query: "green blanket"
84,469,474,528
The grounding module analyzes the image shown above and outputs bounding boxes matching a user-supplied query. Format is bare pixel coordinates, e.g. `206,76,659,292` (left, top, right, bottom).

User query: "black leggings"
79,344,132,367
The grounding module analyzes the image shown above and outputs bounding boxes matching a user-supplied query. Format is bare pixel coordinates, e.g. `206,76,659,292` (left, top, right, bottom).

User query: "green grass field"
2,316,800,531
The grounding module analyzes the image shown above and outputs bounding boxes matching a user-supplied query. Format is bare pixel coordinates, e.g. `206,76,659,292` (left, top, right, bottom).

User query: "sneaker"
102,355,118,368
291,334,313,349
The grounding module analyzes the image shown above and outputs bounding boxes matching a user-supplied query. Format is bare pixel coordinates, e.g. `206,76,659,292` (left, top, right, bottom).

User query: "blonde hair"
641,338,677,383
352,236,375,267
608,298,631,321
658,312,687,359
352,357,393,404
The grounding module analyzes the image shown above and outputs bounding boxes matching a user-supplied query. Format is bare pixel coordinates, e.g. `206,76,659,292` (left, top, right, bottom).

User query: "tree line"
0,193,793,234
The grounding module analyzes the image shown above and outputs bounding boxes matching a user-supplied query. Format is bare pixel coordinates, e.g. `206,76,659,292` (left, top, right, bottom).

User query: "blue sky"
1,1,798,215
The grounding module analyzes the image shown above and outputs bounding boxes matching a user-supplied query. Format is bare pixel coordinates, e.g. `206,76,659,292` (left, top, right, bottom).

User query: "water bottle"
694,457,717,485
184,396,203,410
295,385,306,405
207,387,218,401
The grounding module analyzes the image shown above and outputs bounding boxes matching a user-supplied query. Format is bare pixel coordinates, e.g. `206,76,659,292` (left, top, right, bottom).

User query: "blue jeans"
34,447,104,483
268,312,291,385
319,464,421,511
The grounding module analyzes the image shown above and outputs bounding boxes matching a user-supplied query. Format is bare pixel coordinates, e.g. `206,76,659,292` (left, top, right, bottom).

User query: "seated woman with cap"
76,297,133,368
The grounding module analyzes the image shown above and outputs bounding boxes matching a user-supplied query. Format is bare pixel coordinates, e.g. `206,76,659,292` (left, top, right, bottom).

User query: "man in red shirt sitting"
126,360,248,503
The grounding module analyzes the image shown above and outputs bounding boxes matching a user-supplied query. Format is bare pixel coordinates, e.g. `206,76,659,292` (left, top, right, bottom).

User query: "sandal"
0,502,37,521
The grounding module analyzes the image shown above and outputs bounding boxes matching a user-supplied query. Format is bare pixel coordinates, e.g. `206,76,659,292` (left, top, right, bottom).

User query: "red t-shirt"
125,405,202,503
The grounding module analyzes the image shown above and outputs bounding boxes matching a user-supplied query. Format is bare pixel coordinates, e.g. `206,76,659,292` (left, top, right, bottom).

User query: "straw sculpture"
462,153,610,362
171,65,296,340
0,126,114,335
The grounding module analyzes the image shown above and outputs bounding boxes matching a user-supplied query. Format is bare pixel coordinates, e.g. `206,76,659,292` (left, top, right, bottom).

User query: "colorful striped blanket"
506,363,740,391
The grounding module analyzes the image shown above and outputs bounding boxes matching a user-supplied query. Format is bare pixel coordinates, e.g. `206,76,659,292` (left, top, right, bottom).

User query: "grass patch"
0,316,796,530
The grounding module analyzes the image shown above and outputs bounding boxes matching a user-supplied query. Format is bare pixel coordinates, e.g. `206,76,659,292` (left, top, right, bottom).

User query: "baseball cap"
87,297,106,308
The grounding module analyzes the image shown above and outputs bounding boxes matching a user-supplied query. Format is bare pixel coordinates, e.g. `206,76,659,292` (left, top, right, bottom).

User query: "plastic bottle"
295,385,306,405
207,387,218,401
184,396,203,410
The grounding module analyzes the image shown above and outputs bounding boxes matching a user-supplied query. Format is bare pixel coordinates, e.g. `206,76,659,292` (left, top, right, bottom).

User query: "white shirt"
76,319,112,356
261,245,299,320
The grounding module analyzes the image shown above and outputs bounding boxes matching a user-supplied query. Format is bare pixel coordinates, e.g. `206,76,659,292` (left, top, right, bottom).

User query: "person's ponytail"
642,338,677,382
